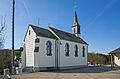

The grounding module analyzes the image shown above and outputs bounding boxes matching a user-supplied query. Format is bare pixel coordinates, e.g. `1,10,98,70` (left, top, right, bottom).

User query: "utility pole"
111,54,113,70
12,0,15,75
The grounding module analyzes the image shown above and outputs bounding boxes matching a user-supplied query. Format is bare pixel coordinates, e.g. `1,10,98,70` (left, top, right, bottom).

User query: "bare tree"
0,16,6,49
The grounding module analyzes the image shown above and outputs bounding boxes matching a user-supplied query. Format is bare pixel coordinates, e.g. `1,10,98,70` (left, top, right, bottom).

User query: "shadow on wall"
46,66,119,73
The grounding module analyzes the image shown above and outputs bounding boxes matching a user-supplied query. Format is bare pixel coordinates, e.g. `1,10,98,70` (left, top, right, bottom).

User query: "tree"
0,16,6,49
88,52,111,66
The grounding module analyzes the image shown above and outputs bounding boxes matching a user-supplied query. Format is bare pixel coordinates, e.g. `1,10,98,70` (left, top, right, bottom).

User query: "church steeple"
72,10,80,37
73,10,79,25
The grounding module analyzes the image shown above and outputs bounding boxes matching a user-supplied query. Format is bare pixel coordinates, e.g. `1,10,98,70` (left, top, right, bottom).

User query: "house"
20,11,88,72
109,48,120,68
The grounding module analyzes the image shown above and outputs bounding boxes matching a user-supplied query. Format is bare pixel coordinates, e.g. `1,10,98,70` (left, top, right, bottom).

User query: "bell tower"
72,10,80,37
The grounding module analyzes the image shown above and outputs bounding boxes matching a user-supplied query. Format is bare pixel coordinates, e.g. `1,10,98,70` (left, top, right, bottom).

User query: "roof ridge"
49,26,74,36
29,24,57,39
49,26,88,45
30,24,48,31
49,26,83,39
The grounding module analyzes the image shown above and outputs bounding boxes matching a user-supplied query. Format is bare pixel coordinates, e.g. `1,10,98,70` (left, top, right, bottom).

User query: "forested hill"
88,52,111,65
0,49,21,75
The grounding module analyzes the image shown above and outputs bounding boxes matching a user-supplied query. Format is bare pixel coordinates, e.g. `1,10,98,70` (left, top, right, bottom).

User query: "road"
12,66,120,79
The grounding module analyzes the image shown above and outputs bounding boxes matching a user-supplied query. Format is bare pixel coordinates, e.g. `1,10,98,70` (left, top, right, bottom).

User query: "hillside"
0,49,21,75
88,52,111,65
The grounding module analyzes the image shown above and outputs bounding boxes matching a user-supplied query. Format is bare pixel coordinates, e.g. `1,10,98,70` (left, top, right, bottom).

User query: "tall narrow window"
82,46,85,57
74,28,75,33
65,43,69,56
35,38,39,43
29,30,31,35
46,41,52,56
75,45,78,57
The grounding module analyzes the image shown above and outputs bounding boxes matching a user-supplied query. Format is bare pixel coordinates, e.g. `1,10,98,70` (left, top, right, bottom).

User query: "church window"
34,47,39,52
35,38,39,43
74,28,75,33
75,45,78,57
65,43,69,56
46,41,52,56
29,30,31,35
82,46,85,57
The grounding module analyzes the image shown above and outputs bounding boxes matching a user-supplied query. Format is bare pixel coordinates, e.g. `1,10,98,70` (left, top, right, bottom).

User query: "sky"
0,0,120,54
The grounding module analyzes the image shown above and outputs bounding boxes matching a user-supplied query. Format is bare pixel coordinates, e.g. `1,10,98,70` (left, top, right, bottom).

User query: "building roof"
109,48,120,54
29,24,88,45
49,27,88,45
30,24,57,39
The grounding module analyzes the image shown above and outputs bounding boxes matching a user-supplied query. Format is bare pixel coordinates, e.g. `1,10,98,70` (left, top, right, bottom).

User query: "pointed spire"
73,10,80,27
74,10,78,24
72,10,80,37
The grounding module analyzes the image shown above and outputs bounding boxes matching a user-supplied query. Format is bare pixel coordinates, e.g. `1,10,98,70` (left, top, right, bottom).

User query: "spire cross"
48,23,50,26
74,0,77,10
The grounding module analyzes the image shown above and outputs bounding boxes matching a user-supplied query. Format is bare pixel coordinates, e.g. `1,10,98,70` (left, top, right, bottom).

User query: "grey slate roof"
30,24,57,39
109,48,120,54
29,24,88,45
49,27,88,45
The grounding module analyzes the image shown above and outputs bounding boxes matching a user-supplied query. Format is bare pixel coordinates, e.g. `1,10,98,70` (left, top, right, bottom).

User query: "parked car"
88,62,93,65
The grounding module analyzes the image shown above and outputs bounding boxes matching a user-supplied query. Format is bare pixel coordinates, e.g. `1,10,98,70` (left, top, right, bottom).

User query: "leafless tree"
0,16,6,49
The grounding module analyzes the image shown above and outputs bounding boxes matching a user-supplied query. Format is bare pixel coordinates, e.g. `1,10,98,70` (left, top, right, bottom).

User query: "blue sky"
0,0,120,54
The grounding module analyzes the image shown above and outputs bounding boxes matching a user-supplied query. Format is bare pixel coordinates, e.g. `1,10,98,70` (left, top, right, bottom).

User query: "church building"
20,11,88,72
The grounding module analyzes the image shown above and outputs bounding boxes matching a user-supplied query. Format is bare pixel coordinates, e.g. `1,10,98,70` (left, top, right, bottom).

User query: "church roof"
30,24,57,39
49,27,88,45
109,48,120,54
29,24,87,45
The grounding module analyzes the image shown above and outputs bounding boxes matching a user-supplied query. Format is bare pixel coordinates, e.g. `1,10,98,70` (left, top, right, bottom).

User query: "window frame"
74,28,75,33
82,46,85,57
35,38,40,43
75,45,78,57
65,43,69,56
46,41,52,56
29,30,31,35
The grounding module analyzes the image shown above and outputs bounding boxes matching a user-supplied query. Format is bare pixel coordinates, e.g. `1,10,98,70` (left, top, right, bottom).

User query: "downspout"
55,39,60,70
58,40,60,70
55,40,58,70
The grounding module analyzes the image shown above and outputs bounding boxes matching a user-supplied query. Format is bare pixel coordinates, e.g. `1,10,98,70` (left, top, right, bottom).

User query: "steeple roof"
72,10,80,27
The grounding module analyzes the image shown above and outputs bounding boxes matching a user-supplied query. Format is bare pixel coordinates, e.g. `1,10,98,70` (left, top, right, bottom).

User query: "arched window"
82,46,85,57
35,38,39,43
46,41,52,56
74,28,75,33
65,43,69,56
75,45,78,57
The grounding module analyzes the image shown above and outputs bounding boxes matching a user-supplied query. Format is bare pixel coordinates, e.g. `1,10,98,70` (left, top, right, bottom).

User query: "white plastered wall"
24,26,36,67
59,39,88,67
34,36,56,68
114,54,120,66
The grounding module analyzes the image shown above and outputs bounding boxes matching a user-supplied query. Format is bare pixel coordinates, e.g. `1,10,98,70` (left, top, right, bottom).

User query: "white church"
20,11,88,72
